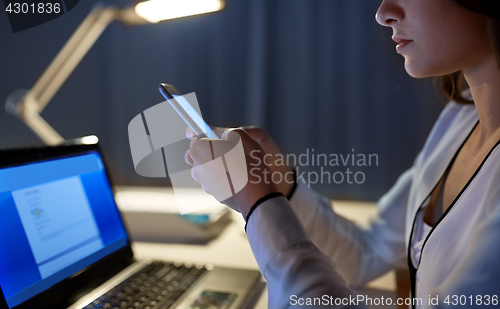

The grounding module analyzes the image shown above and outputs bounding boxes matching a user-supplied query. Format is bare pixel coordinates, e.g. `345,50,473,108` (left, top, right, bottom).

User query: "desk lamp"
5,0,225,145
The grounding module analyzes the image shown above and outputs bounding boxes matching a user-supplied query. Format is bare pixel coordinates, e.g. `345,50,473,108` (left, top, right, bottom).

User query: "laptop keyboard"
83,261,207,309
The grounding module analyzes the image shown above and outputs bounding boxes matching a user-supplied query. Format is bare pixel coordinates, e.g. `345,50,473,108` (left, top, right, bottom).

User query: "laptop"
0,139,263,309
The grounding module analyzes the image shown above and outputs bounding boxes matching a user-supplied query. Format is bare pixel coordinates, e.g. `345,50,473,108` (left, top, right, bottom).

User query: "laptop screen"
0,150,128,308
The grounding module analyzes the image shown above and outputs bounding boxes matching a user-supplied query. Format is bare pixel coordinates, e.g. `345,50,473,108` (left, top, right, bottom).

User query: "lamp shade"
134,0,225,23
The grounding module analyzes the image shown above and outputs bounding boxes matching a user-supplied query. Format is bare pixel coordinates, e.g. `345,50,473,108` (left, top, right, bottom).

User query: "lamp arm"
30,5,120,113
7,1,222,146
9,5,122,145
19,96,66,145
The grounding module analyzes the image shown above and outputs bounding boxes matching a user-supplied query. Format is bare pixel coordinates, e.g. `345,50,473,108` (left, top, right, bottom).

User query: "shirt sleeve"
246,195,367,309
285,166,415,287
245,151,421,308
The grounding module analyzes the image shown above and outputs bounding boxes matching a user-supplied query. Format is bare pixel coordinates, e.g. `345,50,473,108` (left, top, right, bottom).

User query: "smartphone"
158,83,219,139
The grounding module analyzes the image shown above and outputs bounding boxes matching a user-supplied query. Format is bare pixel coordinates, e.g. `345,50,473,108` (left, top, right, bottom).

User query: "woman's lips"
392,37,413,53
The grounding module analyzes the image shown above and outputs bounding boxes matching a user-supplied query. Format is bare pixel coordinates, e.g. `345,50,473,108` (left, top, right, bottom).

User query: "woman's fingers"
188,130,240,165
188,137,215,166
186,126,228,140
185,126,294,212
184,149,193,166
186,126,196,140
185,136,213,166
186,128,278,214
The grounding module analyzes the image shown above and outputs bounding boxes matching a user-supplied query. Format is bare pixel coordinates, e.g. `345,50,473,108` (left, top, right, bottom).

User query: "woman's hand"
240,126,296,197
185,127,294,217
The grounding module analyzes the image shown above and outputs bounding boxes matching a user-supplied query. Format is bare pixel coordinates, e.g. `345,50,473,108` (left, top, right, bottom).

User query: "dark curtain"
0,0,442,201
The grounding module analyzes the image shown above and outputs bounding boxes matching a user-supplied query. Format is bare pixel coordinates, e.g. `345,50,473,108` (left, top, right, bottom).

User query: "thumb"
221,128,261,154
241,126,269,143
242,127,284,158
221,128,255,147
221,128,241,141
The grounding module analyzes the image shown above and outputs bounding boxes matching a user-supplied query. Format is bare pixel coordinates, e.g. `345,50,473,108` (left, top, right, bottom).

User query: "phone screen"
159,84,219,139
172,95,217,139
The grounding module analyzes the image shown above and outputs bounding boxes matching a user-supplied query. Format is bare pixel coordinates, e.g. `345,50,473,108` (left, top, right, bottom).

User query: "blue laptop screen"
0,151,128,308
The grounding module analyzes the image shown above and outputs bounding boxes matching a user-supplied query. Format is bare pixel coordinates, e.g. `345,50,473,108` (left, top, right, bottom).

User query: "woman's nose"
376,0,404,27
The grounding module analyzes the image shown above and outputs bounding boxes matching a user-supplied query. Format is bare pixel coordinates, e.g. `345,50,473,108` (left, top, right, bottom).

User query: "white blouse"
411,205,433,270
246,101,500,308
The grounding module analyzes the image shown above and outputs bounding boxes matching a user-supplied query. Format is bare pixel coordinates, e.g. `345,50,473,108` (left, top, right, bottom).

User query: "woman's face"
376,0,493,78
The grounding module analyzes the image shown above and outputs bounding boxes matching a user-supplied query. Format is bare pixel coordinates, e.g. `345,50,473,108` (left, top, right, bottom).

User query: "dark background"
0,0,444,201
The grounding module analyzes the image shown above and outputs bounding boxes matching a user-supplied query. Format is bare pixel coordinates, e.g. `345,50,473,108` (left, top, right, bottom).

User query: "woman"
186,0,500,308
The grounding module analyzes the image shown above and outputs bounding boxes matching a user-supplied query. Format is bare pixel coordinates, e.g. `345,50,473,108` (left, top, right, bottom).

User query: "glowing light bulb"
135,0,224,23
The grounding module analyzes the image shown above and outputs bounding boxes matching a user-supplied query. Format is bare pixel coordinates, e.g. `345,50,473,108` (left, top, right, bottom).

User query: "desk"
130,200,397,309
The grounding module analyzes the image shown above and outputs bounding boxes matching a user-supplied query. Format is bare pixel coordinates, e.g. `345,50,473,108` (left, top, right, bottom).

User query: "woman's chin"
404,62,437,79
404,59,456,79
